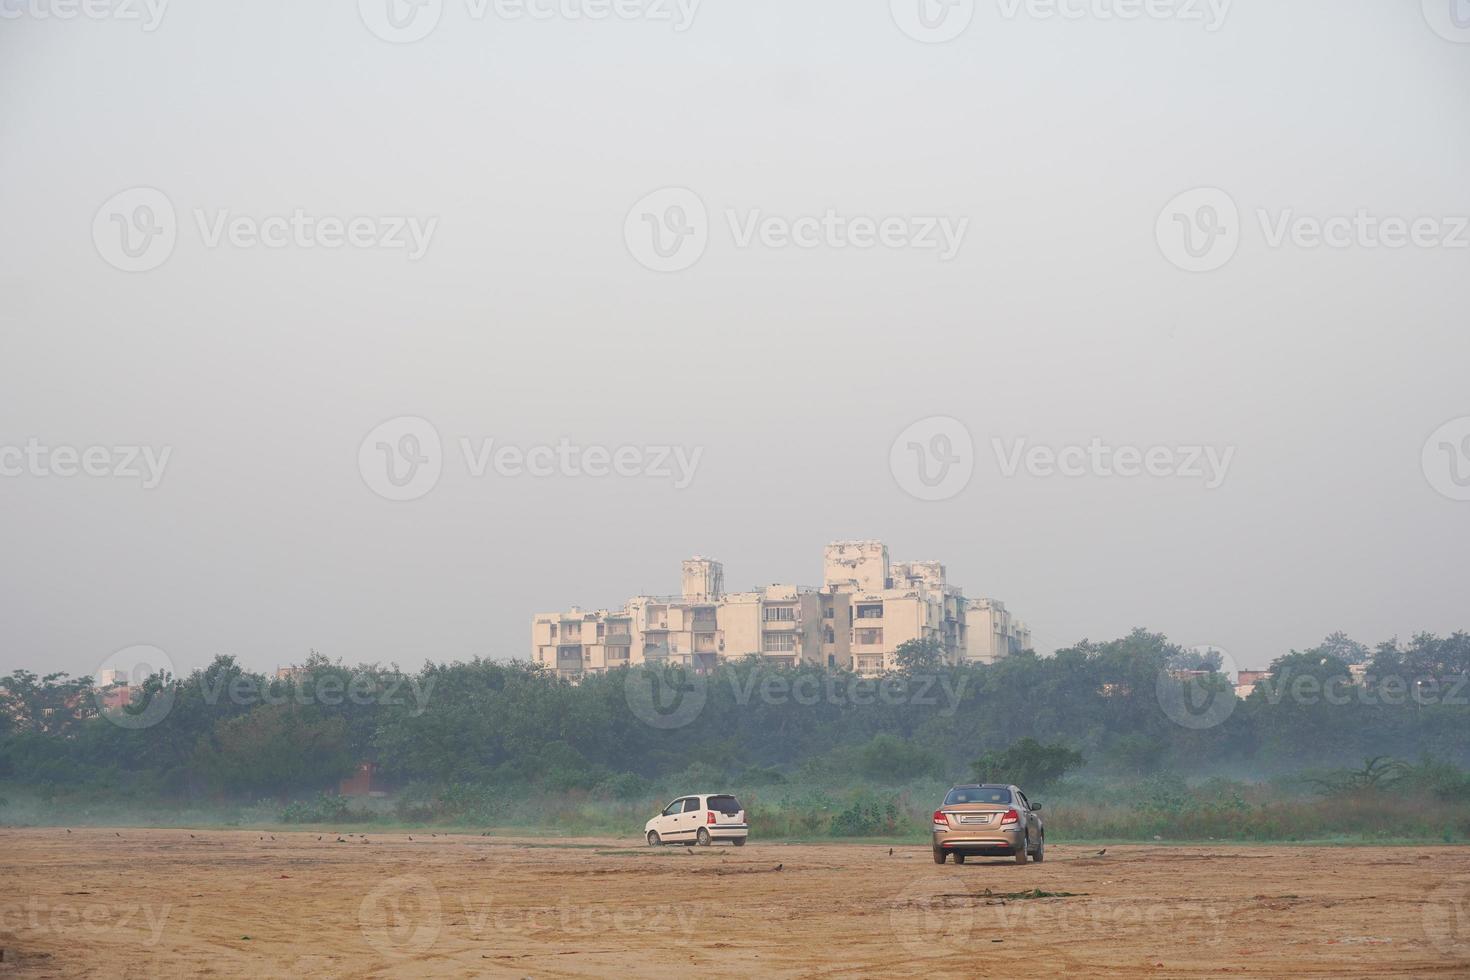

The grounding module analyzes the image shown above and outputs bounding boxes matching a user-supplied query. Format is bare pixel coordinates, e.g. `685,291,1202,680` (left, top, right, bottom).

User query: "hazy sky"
2,0,1468,679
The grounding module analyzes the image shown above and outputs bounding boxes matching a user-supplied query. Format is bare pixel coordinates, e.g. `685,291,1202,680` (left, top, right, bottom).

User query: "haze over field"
2,0,1469,680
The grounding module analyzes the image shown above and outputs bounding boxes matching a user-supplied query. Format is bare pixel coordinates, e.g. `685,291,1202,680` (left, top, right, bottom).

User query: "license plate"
958,814,991,825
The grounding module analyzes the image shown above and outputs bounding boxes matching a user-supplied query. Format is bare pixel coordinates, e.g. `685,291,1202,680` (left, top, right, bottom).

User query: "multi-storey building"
531,541,1030,679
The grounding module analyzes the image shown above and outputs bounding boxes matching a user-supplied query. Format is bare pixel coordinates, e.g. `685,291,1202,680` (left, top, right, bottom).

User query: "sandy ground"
2,829,1469,978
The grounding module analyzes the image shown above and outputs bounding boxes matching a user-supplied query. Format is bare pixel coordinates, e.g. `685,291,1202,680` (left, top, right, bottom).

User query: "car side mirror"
1031,802,1042,812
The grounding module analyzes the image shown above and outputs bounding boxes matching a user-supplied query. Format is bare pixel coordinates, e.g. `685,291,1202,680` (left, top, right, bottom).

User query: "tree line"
2,629,1468,802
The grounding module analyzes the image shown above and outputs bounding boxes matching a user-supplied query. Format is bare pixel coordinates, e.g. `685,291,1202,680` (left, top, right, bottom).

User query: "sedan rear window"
944,787,1012,805
707,795,742,814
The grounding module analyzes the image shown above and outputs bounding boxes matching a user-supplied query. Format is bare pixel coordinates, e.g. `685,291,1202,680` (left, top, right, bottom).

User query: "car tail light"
932,810,948,825
707,811,716,825
1000,808,1020,826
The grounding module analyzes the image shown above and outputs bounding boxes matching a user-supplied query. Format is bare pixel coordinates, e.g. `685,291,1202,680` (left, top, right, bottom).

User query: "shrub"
280,793,354,824
737,766,787,786
437,783,500,823
972,738,1084,790
859,735,941,783
596,773,651,801
830,794,901,837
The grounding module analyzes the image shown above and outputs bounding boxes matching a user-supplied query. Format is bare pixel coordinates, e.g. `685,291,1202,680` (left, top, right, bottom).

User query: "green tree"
893,636,945,673
194,703,355,798
972,738,1083,790
858,734,942,781
0,670,94,735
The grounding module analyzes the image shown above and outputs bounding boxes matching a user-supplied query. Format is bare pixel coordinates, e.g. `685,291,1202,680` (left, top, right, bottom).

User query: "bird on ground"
114,833,121,838
888,848,893,856
270,836,275,841
1094,848,1107,857
317,837,322,842
774,864,783,872
65,829,71,834
336,837,346,843
408,836,413,841
189,834,195,839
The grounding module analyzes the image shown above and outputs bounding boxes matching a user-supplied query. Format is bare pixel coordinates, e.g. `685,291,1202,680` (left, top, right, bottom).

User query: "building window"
823,606,835,619
763,605,796,622
763,632,797,652
855,628,884,646
823,626,835,644
856,603,883,619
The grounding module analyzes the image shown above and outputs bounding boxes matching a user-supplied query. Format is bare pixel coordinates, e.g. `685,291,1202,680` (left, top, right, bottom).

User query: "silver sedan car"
931,783,1045,864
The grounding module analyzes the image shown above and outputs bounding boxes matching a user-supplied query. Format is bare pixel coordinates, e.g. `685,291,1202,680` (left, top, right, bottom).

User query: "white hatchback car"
645,794,748,847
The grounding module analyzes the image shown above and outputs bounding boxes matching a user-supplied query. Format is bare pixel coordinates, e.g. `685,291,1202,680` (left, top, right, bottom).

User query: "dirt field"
2,829,1469,978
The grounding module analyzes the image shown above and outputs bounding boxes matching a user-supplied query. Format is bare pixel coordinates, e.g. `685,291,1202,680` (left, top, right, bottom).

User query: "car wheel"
731,838,746,847
1014,834,1029,864
954,853,966,864
932,847,947,864
696,828,711,847
1032,833,1045,863
647,831,662,847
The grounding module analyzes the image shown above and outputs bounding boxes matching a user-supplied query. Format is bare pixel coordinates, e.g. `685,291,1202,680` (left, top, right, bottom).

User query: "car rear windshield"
707,795,742,813
944,787,1012,805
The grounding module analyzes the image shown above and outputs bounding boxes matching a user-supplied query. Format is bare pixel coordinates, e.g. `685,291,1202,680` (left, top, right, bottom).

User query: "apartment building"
531,541,1030,679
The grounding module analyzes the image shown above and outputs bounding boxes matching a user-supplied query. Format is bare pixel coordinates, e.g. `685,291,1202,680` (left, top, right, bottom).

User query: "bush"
596,773,652,801
437,783,500,823
972,738,1084,790
280,793,354,824
858,735,942,783
737,766,787,786
669,761,725,790
830,794,902,837
1392,756,1470,802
